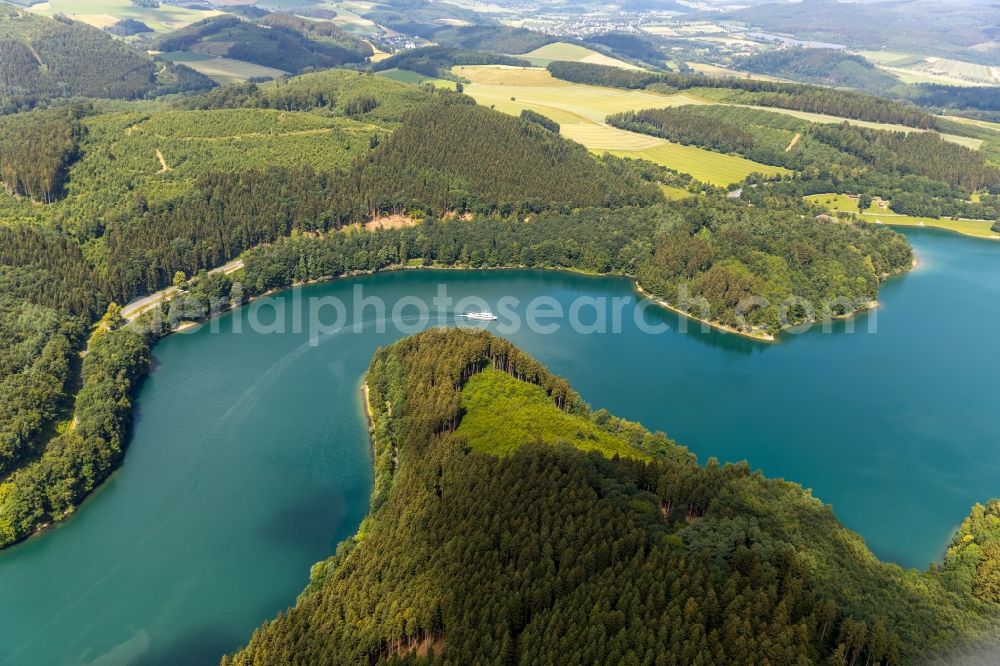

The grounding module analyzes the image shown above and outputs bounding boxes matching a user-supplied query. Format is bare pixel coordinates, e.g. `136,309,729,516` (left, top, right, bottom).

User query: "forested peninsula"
223,329,1000,665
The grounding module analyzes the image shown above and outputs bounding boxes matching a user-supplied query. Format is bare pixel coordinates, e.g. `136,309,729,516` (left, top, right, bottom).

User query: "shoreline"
362,381,375,457
147,260,897,346
877,219,1000,241
632,281,776,342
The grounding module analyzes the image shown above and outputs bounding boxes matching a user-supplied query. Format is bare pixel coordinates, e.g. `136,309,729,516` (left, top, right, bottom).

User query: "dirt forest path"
785,132,801,152
155,149,171,173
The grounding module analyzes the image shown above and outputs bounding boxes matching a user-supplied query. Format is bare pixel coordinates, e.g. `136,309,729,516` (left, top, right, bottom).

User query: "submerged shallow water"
0,227,997,664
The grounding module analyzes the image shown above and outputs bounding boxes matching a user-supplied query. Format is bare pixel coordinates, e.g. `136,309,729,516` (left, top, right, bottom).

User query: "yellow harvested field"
858,51,1000,87
172,56,288,85
71,14,119,28
455,66,704,124
456,65,786,186
559,124,663,150
879,66,980,87
857,50,915,65
911,57,999,85
607,143,789,186
456,65,563,86
686,61,790,83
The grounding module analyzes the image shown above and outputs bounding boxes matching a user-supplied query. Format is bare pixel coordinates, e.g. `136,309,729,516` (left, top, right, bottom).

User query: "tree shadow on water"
136,622,243,666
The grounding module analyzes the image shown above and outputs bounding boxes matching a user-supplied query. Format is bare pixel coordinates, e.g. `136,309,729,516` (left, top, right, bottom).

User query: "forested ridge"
0,3,215,112
608,105,1000,220
153,14,372,74
731,48,902,92
238,198,912,336
223,329,1000,665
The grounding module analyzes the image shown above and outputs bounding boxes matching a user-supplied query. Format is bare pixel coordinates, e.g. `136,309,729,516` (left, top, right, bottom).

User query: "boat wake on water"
460,311,498,321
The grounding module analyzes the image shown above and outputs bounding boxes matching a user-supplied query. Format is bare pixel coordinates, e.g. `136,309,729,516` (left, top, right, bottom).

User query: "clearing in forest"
805,194,999,240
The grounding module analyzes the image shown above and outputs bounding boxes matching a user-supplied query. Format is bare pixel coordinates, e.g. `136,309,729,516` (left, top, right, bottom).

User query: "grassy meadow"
327,3,383,35
376,68,457,89
455,65,785,185
455,369,649,460
806,194,1000,240
609,143,788,185
517,41,640,70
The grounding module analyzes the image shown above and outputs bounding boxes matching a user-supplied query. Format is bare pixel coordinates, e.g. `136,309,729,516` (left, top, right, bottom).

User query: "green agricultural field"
29,0,222,33
327,4,383,35
376,68,457,89
454,65,785,185
157,52,288,85
856,51,922,66
517,41,640,70
806,194,1000,240
888,57,1000,87
454,369,649,460
608,142,788,186
453,65,692,124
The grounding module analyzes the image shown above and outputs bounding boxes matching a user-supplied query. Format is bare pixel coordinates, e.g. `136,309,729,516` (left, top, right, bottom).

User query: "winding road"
120,259,244,322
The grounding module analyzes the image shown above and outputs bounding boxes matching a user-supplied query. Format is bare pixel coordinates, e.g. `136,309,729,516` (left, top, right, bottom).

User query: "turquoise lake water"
0,227,997,664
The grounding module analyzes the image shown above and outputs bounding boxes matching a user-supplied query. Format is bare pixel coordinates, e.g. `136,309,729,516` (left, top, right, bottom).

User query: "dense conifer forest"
222,329,1000,665
237,198,912,335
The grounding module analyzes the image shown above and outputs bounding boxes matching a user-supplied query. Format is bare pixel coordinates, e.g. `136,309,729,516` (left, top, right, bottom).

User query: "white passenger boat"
462,311,498,321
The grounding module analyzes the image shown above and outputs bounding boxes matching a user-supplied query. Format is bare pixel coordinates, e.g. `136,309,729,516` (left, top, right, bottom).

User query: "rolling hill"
733,48,903,92
0,3,214,111
723,0,1000,65
153,14,372,75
